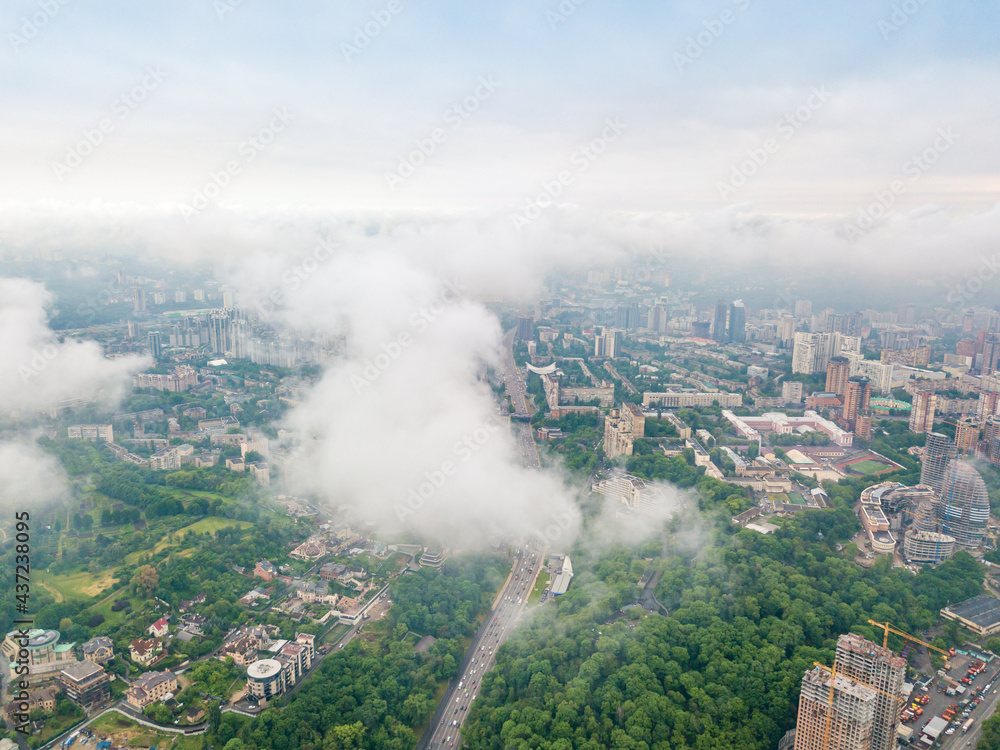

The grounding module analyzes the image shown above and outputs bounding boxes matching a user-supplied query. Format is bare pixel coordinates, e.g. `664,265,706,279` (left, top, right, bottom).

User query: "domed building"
936,461,990,549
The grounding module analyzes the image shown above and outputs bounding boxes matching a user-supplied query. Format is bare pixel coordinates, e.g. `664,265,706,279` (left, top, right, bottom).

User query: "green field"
36,569,119,602
848,459,895,475
124,516,253,564
784,493,808,505
767,493,789,505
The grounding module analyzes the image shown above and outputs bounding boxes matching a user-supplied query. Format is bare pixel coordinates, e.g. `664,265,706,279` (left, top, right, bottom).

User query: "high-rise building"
516,316,534,342
729,300,746,343
920,432,957,495
982,333,1000,376
908,391,937,434
209,314,231,355
794,300,813,317
713,300,728,343
148,331,162,359
843,377,872,441
615,303,642,331
691,321,711,339
793,332,861,375
794,667,875,750
132,288,146,313
604,329,622,358
783,381,804,404
777,315,796,346
936,461,990,549
222,290,235,309
825,356,851,398
954,417,979,455
834,634,906,750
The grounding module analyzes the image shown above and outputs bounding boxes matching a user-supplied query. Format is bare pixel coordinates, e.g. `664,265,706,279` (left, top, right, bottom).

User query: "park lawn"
36,569,119,602
528,572,550,605
83,586,146,625
89,712,203,750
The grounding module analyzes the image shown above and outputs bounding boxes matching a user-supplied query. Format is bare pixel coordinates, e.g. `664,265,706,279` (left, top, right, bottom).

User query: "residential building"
58,660,110,710
148,330,163,359
842,377,872,441
592,472,666,512
782,381,803,404
125,670,177,710
713,299,728,342
729,300,746,343
254,560,277,581
835,633,906,750
642,390,741,408
825,356,851,398
147,618,169,638
295,581,339,606
67,424,114,443
129,638,162,667
793,332,861,375
516,316,533,341
247,659,286,701
133,365,198,393
81,637,114,665
603,402,645,458
793,667,875,750
954,417,979,455
909,391,937,434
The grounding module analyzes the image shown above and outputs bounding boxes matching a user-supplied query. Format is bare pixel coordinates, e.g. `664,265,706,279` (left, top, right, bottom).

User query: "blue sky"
2,0,998,215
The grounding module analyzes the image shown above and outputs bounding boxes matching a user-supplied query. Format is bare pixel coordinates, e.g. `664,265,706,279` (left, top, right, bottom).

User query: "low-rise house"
319,563,347,581
129,638,163,667
147,618,170,638
239,587,271,607
81,636,114,665
179,593,206,613
295,581,339,606
254,559,276,581
125,670,178,710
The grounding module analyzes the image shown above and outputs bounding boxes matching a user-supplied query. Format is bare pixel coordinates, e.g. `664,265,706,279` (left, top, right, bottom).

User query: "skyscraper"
148,331,162,359
908,391,937,434
834,634,906,750
713,300,728,343
936,461,990,549
729,300,746,343
920,432,957,495
794,667,875,750
981,333,1000,376
133,288,146,313
209,314,231,355
825,357,851,398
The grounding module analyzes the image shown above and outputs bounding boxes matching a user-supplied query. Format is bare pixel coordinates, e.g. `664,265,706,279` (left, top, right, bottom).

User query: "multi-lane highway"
420,332,544,750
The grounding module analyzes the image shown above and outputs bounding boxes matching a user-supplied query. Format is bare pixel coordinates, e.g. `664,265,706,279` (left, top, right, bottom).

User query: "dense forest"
462,510,984,750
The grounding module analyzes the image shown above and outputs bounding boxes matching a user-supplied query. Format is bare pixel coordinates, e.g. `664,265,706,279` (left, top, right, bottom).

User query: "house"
4,686,58,720
218,626,271,666
178,594,206,613
129,638,163,667
81,636,114,665
295,581,339,606
254,560,276,582
319,563,348,581
239,587,271,607
125,670,178,710
178,614,207,635
147,618,169,638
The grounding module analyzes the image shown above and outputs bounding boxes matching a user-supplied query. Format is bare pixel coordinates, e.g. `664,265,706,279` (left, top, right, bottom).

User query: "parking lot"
902,650,1000,747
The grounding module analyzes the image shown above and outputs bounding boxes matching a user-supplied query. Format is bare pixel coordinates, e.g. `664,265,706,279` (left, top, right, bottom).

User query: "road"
419,332,545,750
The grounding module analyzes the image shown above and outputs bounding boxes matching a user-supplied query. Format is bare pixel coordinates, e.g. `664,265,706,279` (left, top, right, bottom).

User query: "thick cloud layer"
0,277,149,415
0,440,68,513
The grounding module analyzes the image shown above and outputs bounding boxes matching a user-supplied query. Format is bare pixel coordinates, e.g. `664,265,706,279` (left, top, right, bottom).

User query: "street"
420,331,544,750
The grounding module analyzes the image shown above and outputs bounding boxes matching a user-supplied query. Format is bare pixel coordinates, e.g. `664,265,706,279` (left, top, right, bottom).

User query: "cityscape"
2,4,1000,750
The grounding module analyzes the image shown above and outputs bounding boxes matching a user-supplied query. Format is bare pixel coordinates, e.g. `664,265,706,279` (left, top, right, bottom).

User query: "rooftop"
943,595,1000,628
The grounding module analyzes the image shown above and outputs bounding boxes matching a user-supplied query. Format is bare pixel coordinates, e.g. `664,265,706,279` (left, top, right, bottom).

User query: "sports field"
846,459,895,475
